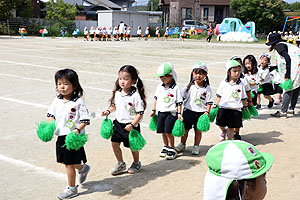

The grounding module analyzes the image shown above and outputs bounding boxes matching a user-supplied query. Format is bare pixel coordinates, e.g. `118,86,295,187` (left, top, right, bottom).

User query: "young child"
154,27,160,40
270,68,283,105
137,26,142,40
164,27,169,40
107,27,112,41
150,62,183,160
95,26,101,41
215,60,248,141
101,65,146,175
180,27,186,41
126,26,131,41
256,53,275,109
113,26,119,41
175,62,213,155
83,26,88,41
144,27,150,41
89,26,95,41
47,69,91,199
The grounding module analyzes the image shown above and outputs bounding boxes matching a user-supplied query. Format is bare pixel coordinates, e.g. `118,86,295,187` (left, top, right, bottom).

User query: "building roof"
85,0,122,9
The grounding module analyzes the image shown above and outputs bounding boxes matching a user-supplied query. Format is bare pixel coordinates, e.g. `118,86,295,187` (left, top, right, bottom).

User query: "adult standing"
206,23,214,42
266,33,300,117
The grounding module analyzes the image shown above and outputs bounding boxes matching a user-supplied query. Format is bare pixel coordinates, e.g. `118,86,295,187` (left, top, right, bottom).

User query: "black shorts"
137,34,141,37
258,83,275,95
90,34,94,38
182,108,204,130
84,35,87,38
111,120,140,148
157,112,177,134
216,108,242,128
56,135,87,165
273,83,283,94
251,91,258,106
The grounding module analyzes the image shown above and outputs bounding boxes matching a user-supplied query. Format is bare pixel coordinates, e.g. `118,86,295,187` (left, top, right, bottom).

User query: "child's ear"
133,80,136,84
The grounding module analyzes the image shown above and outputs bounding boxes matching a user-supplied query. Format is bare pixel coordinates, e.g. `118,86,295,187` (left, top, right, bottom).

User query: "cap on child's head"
260,52,271,63
156,62,177,81
192,61,208,73
225,60,241,71
203,140,274,200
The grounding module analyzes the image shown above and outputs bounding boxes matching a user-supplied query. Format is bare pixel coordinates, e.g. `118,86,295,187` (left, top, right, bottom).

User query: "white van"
182,20,208,30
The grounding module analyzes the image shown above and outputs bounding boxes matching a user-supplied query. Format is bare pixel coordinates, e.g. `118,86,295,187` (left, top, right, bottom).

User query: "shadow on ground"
80,158,201,197
241,130,283,146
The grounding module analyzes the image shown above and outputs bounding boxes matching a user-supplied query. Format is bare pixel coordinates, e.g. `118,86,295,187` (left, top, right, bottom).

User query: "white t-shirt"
95,29,100,34
258,66,272,84
182,84,213,112
137,29,142,35
84,30,88,35
240,75,251,92
244,73,260,92
114,87,144,124
154,82,183,113
155,30,159,35
119,23,125,34
47,95,90,136
145,30,149,35
216,79,247,111
270,70,283,84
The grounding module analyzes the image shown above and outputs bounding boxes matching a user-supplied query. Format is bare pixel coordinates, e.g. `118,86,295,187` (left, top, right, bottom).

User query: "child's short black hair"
55,69,83,97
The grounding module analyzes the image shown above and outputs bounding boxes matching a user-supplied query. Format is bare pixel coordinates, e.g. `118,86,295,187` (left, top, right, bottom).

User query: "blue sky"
284,0,300,3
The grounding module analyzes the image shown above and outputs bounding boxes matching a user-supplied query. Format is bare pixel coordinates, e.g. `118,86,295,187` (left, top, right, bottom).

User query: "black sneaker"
270,111,287,118
159,146,169,158
166,148,177,160
233,133,241,140
255,104,261,109
268,99,274,108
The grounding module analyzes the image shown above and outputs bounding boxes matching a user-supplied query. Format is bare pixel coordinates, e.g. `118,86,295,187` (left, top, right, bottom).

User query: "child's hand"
205,111,210,117
101,110,110,116
150,109,156,117
248,101,253,107
178,113,183,121
125,124,133,132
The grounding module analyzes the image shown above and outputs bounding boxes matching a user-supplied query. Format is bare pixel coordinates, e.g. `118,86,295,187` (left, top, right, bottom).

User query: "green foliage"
231,0,285,33
283,2,300,12
0,0,22,20
147,0,160,11
17,0,34,18
45,0,76,23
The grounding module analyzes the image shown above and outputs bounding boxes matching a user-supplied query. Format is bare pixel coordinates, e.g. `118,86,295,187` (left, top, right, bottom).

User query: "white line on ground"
0,96,49,108
0,153,66,180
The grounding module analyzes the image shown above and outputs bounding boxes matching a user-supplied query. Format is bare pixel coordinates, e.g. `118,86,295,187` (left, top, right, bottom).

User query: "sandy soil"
0,36,299,200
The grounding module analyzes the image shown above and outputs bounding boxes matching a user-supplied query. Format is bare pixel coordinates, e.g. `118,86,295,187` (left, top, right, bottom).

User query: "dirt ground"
0,36,299,200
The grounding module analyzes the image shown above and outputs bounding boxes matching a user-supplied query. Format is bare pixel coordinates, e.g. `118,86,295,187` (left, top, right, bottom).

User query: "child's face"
244,59,253,72
159,74,173,85
228,66,241,80
260,56,269,67
118,71,135,90
57,78,75,98
193,71,207,85
246,173,267,200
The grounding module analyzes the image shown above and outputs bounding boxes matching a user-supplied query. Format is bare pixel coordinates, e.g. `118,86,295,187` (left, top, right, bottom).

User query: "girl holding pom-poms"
150,62,183,160
175,62,213,155
101,65,146,175
47,69,91,199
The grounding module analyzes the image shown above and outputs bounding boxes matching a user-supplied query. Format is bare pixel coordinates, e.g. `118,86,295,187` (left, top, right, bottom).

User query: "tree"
231,0,285,34
147,0,160,11
0,0,22,20
45,0,76,23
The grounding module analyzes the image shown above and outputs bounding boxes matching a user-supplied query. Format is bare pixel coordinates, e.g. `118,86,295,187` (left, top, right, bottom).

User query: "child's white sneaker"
274,99,280,105
191,145,200,155
57,185,78,200
111,161,126,175
175,143,186,153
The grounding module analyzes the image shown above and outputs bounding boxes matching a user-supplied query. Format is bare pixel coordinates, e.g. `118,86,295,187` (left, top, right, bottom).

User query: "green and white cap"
156,62,177,81
203,140,273,200
192,61,208,72
225,60,241,71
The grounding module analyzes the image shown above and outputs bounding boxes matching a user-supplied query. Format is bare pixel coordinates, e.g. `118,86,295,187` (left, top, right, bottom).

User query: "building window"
182,8,192,19
203,8,208,20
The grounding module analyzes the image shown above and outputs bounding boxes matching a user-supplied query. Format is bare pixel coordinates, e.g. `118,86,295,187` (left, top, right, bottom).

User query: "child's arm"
125,114,143,131
48,117,55,123
150,99,157,117
177,105,183,121
242,99,248,111
214,96,221,107
205,104,212,116
246,91,253,106
74,123,88,134
101,104,116,116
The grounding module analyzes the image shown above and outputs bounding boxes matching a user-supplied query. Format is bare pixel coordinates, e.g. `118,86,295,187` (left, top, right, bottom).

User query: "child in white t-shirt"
155,27,160,40
270,68,283,105
137,26,142,40
101,65,146,175
215,60,248,141
144,27,150,41
175,62,213,155
83,26,88,41
89,26,95,41
150,62,183,160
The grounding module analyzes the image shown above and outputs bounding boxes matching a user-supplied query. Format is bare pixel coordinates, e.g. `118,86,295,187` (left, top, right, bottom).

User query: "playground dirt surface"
0,36,299,199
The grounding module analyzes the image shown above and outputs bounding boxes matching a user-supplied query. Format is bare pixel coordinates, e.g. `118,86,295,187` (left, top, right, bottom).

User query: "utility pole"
151,0,154,11
194,0,200,22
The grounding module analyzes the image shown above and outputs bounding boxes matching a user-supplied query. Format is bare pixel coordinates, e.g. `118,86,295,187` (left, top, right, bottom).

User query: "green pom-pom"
172,119,185,137
65,132,88,150
242,109,251,120
281,79,293,90
250,91,255,99
149,114,157,131
209,105,219,122
100,118,113,139
129,129,146,151
36,120,56,142
196,114,210,132
248,105,258,117
257,84,263,93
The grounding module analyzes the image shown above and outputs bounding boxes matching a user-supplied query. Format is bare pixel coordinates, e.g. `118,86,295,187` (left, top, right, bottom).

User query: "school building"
159,0,233,27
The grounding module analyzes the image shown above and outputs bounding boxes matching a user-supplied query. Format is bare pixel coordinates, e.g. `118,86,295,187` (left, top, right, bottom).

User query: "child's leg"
257,94,261,105
65,164,76,187
233,128,241,140
227,128,234,140
74,164,83,171
131,150,139,163
112,142,123,162
166,133,174,147
180,130,189,144
194,129,202,146
162,133,168,146
219,126,227,141
264,95,273,102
